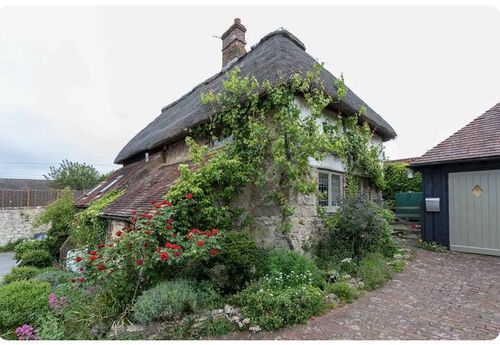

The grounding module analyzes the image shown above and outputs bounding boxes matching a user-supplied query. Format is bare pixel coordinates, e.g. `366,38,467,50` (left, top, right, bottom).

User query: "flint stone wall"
0,206,48,246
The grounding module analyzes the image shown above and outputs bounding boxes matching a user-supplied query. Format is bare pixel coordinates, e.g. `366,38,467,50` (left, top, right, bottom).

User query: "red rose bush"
74,194,222,286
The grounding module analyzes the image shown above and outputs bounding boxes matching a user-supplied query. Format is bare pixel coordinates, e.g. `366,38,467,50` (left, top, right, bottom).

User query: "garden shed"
411,102,500,256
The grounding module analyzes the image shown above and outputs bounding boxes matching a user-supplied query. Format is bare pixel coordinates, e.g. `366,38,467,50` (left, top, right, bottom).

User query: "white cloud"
1,6,499,178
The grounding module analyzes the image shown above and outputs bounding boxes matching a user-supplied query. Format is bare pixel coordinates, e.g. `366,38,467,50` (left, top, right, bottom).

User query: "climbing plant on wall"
70,189,125,247
174,65,384,232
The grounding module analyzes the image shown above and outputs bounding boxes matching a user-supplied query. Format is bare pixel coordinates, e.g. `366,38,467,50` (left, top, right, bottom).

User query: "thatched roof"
115,29,397,164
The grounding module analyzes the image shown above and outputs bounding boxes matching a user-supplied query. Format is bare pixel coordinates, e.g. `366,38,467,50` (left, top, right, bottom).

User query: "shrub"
382,162,422,204
35,269,74,288
0,280,51,333
328,281,357,302
208,231,266,293
38,314,65,340
264,248,323,287
236,281,324,331
358,253,393,290
52,286,126,340
20,249,53,268
391,260,406,273
2,266,41,284
33,189,76,259
0,239,23,253
132,280,205,324
14,240,46,261
317,195,396,264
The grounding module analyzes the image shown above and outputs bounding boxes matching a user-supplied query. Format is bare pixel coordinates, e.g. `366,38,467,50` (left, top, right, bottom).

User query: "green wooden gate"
394,192,422,222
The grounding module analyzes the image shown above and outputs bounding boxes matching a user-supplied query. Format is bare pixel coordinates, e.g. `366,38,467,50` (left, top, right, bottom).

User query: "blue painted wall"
414,159,500,247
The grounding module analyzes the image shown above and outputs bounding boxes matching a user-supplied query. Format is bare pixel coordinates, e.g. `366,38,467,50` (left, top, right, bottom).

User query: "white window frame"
317,169,344,212
209,135,234,151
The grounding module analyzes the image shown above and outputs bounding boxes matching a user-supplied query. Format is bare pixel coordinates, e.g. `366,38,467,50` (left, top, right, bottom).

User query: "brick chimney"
221,18,247,67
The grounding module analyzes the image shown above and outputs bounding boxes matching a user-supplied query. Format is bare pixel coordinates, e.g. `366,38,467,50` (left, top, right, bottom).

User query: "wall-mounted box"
425,198,440,212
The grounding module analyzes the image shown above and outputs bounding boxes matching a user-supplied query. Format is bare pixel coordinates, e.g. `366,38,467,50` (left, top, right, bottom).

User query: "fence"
0,189,84,208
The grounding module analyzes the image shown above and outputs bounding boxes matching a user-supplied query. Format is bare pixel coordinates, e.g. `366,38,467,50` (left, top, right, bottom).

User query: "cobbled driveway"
221,249,500,340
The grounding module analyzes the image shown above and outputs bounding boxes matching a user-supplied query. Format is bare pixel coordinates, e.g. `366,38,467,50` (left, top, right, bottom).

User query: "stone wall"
0,207,48,246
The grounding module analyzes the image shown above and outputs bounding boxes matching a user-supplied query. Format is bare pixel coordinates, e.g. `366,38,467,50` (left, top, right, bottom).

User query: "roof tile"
412,103,500,166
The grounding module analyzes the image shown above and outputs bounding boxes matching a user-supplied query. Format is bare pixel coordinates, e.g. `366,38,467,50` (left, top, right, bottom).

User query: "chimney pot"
221,18,247,67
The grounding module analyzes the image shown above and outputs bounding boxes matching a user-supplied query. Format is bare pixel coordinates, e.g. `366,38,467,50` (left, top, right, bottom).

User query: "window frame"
317,169,344,212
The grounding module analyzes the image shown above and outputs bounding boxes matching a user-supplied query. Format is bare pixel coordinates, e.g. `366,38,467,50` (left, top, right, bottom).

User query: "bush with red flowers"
75,195,223,288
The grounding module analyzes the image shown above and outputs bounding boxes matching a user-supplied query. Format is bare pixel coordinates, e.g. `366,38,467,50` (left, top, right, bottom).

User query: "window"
98,175,124,195
210,135,233,150
317,170,343,210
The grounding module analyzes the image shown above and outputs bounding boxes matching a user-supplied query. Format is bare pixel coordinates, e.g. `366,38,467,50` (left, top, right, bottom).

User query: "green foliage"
420,240,448,253
71,188,125,247
51,284,129,340
382,162,422,203
358,252,393,290
317,195,396,264
44,159,104,191
328,281,358,302
131,280,206,324
0,280,51,333
0,239,23,253
33,189,76,259
236,279,324,331
35,269,75,288
38,313,65,340
2,266,41,284
20,249,53,268
14,239,46,261
234,248,325,331
166,146,250,233
196,66,384,232
391,259,407,272
264,248,323,287
208,231,266,293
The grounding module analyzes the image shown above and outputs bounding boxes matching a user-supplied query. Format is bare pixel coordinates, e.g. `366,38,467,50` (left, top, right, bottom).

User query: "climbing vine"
174,64,384,232
71,188,126,247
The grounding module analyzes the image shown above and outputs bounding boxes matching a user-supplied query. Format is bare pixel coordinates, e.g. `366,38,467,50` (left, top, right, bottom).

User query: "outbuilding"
411,103,500,256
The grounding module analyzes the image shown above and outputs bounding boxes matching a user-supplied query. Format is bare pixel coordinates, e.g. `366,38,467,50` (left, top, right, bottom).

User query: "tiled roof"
387,157,419,165
0,178,51,191
411,103,500,166
75,156,185,219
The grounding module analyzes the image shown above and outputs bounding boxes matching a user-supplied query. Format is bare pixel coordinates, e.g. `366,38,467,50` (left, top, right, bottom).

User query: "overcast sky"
1,5,500,179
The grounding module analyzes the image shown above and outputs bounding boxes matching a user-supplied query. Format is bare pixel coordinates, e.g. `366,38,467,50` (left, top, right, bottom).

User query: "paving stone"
218,248,500,340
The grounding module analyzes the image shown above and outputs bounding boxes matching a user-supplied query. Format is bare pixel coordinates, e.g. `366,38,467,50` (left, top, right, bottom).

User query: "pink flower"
186,193,193,200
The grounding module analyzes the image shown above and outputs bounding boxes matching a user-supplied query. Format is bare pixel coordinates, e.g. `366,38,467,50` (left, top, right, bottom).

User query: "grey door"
449,170,500,256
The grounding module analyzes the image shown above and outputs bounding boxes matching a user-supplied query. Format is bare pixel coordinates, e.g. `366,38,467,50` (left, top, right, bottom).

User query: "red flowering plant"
74,194,223,287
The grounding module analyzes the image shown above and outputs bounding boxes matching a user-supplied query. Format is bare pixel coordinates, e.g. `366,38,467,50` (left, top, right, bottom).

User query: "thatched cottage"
76,19,396,251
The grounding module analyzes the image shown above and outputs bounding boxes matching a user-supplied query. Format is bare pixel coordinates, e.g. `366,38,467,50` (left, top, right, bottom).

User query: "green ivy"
70,189,125,247
170,65,385,232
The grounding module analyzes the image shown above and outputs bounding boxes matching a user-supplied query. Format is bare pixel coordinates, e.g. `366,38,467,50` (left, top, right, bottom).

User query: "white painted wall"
295,96,385,172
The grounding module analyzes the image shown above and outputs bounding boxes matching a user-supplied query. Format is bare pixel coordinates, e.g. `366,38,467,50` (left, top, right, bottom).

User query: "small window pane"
318,172,329,206
331,174,341,206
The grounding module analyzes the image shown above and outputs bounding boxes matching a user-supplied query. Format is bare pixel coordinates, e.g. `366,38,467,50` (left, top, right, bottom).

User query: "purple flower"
15,324,40,340
48,292,68,310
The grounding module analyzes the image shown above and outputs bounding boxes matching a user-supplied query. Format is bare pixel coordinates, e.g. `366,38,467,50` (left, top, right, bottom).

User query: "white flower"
341,258,352,263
